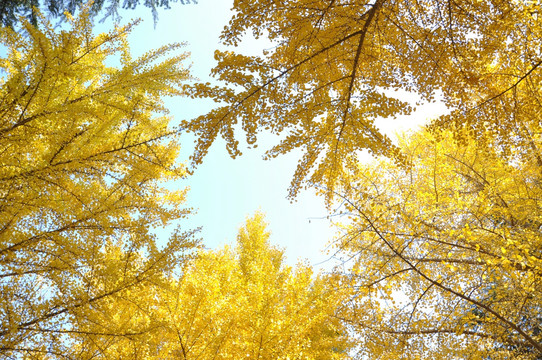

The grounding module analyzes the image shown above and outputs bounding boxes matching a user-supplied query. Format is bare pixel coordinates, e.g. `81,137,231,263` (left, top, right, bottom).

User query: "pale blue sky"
93,1,445,268
92,1,341,268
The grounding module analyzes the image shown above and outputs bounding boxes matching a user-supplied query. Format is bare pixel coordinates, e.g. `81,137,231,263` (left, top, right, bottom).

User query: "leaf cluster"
335,130,542,359
78,213,354,359
0,8,197,358
185,0,542,202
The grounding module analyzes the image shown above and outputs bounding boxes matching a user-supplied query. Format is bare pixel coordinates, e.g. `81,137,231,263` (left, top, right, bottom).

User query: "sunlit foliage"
186,0,542,200
80,213,353,359
335,130,542,359
0,8,196,358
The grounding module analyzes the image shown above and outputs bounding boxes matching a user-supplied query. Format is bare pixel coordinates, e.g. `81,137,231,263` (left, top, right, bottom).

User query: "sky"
93,0,446,269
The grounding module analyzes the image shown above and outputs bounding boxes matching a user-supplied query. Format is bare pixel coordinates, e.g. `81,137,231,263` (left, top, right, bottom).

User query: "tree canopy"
77,213,353,359
186,0,542,199
0,8,196,358
2,0,542,358
334,130,542,359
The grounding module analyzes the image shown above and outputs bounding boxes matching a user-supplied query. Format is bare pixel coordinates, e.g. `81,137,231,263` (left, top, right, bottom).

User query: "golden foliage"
4,1,542,358
0,8,196,358
335,130,542,359
85,213,353,359
163,213,352,359
185,0,542,200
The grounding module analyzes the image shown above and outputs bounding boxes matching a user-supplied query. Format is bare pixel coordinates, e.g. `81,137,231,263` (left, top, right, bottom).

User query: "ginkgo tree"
185,0,542,200
0,8,197,358
333,129,542,359
77,213,354,359
162,213,351,359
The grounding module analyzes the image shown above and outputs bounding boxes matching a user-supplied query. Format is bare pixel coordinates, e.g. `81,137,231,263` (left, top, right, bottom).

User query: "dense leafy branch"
0,8,197,358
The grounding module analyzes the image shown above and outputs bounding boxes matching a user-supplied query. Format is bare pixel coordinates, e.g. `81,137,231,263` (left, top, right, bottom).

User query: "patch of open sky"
83,1,339,269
